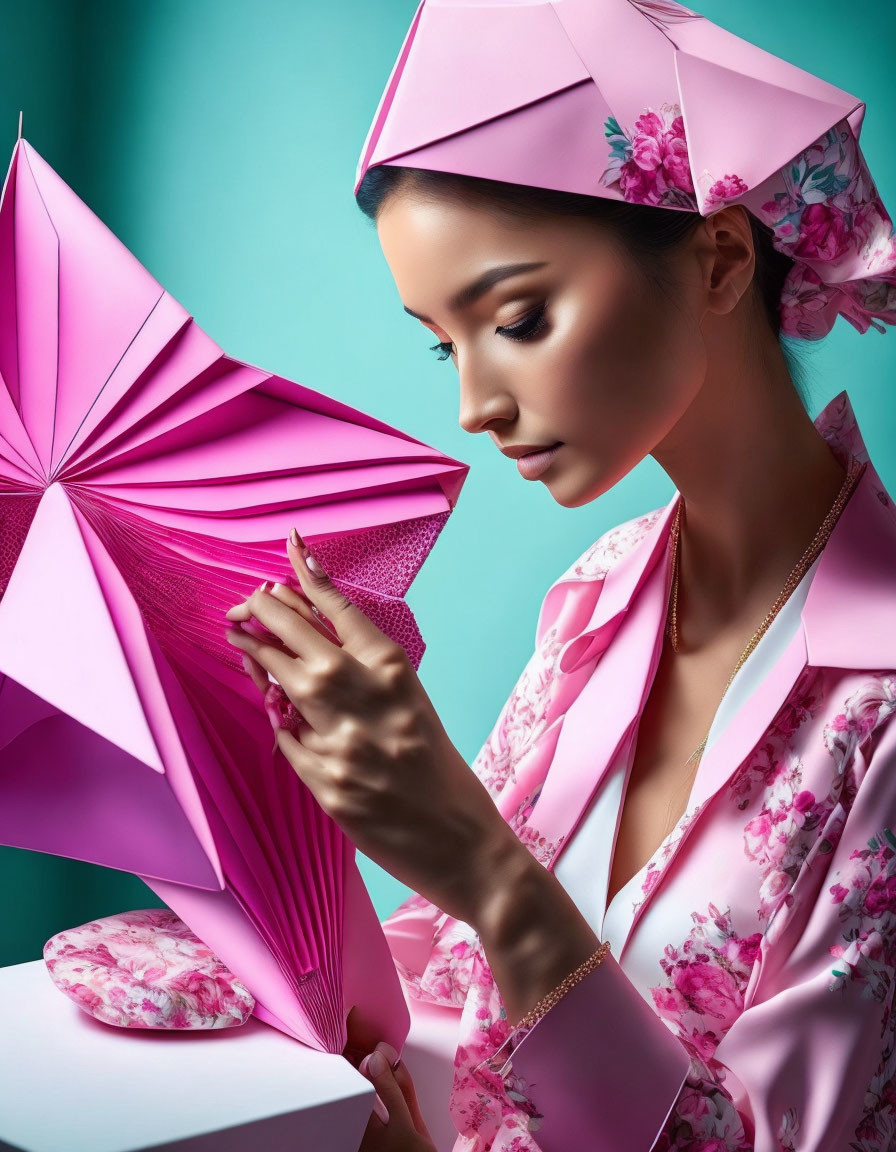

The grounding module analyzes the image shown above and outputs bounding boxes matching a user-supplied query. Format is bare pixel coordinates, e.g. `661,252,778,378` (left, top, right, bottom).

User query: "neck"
652,332,848,649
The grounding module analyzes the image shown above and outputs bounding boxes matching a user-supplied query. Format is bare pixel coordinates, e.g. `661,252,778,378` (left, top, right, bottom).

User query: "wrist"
471,834,602,1024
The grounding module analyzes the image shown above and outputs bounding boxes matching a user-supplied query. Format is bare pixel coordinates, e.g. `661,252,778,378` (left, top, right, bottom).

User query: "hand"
357,1042,437,1152
223,527,522,927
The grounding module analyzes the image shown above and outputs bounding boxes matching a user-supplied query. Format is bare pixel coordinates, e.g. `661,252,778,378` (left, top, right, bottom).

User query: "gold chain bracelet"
513,940,613,1032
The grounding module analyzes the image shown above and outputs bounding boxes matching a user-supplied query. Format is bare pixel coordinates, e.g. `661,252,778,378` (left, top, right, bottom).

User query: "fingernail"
373,1094,390,1124
305,550,323,576
367,1050,387,1076
375,1041,400,1070
289,527,300,547
260,580,272,593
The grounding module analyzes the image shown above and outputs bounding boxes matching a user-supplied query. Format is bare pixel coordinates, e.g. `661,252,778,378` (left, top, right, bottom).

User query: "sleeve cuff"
505,950,691,1151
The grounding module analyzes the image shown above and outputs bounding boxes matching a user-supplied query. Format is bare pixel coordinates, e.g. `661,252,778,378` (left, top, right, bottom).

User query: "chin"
551,463,623,508
545,475,602,509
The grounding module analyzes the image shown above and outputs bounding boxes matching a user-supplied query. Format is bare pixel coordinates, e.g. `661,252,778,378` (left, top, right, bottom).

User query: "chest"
604,633,749,909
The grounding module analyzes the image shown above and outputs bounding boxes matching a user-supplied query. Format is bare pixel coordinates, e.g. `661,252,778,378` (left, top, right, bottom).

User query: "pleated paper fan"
0,134,470,1054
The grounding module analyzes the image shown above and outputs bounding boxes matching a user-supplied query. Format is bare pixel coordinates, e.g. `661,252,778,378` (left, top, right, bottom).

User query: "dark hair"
355,164,813,408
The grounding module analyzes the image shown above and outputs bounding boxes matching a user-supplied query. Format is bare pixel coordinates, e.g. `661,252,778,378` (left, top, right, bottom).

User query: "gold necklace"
658,456,864,833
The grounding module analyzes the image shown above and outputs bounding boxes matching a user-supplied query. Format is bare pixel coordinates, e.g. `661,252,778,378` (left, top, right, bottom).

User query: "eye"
428,302,549,362
428,339,455,362
496,302,549,342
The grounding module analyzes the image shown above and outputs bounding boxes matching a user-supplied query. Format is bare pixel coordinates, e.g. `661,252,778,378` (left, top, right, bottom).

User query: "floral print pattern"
650,902,762,1067
601,103,698,212
828,827,896,1001
600,91,896,341
559,505,667,583
43,908,255,1030
654,1053,753,1152
726,671,896,938
468,630,565,801
826,827,896,1150
638,800,706,912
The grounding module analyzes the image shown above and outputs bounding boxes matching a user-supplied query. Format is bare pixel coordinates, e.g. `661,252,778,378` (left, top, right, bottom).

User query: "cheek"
569,280,704,438
543,277,706,490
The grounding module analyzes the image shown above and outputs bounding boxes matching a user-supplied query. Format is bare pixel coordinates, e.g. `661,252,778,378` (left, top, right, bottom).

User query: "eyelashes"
429,302,549,362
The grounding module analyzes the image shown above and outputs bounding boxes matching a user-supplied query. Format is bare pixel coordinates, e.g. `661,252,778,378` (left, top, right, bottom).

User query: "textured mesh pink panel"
306,511,452,669
0,494,41,600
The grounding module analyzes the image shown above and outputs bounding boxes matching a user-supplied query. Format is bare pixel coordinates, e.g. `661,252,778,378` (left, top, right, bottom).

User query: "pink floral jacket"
382,389,896,1152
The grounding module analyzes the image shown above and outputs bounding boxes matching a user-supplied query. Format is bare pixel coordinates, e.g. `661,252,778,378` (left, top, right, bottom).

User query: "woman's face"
376,189,717,507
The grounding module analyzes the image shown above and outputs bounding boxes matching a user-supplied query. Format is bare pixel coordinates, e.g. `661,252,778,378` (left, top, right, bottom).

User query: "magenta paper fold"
0,135,470,1055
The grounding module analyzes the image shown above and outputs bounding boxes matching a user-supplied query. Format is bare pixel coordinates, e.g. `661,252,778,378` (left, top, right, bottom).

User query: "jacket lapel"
528,493,680,861
525,388,896,953
688,453,896,817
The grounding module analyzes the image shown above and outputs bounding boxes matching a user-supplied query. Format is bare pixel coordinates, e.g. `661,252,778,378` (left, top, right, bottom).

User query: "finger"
393,1061,435,1142
273,725,334,801
239,650,269,695
226,580,333,642
286,528,395,662
226,601,295,659
358,1049,417,1132
230,584,345,667
267,580,341,644
224,622,301,689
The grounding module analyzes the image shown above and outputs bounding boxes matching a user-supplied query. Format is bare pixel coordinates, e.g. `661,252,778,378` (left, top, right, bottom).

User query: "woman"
226,1,896,1149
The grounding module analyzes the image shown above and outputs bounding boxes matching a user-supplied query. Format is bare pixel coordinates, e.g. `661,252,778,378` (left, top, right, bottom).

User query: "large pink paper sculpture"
0,134,469,1055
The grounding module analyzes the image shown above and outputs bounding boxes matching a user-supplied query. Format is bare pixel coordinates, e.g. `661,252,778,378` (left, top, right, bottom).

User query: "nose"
456,357,515,436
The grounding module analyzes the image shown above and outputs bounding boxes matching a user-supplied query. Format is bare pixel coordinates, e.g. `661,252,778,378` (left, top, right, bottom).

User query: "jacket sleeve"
502,708,896,1152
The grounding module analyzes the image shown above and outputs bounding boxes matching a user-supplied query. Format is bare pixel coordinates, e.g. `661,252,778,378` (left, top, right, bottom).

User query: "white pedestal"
0,959,464,1152
0,959,376,1152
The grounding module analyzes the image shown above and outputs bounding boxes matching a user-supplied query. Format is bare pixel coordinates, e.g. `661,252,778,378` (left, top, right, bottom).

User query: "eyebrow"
402,261,548,323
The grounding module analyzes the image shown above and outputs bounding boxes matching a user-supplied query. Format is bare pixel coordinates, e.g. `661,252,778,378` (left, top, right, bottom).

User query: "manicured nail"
305,551,323,575
358,1054,390,1123
289,527,300,547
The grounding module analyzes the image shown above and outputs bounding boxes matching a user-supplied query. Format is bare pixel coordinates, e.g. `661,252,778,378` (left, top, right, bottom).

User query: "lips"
516,441,563,480
521,441,562,457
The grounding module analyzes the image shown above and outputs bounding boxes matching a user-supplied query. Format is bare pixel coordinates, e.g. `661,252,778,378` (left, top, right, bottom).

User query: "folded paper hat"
354,0,896,341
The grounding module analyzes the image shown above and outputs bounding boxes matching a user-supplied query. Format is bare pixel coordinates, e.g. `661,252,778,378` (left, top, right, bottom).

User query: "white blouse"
553,552,822,1001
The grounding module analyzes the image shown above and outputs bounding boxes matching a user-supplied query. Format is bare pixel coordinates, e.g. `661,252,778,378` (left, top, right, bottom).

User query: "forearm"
470,836,602,1025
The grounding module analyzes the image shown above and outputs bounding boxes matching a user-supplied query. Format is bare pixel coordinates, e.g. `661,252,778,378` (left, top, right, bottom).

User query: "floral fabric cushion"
43,907,255,1029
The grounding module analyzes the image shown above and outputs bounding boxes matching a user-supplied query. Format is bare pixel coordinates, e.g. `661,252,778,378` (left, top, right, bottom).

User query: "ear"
704,205,756,318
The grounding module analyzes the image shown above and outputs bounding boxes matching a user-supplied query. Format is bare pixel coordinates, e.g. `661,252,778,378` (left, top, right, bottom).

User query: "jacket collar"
542,389,896,678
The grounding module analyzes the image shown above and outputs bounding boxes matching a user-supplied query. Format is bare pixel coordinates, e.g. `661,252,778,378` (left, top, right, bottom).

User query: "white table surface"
0,958,463,1152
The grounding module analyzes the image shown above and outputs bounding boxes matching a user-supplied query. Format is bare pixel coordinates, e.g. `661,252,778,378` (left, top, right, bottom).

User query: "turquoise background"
0,0,894,965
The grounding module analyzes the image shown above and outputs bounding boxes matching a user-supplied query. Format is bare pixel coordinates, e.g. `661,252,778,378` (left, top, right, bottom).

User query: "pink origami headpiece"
354,0,896,341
